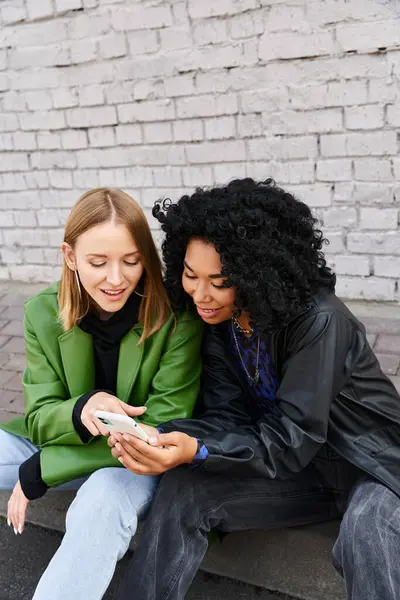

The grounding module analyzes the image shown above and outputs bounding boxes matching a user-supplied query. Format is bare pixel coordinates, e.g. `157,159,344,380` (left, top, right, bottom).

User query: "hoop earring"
74,270,82,298
134,289,145,298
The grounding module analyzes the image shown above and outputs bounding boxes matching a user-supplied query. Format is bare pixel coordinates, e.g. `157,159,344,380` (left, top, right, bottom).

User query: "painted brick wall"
0,0,399,301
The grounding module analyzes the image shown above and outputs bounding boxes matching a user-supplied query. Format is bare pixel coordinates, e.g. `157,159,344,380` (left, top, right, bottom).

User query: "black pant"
116,447,400,600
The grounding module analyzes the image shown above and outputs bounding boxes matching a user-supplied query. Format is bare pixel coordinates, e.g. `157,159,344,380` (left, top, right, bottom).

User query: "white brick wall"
0,0,399,302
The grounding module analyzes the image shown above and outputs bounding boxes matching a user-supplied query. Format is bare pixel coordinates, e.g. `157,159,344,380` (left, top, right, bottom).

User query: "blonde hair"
58,188,171,343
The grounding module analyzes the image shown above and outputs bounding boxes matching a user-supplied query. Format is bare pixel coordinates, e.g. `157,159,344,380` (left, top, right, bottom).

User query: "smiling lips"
196,305,222,318
101,288,126,300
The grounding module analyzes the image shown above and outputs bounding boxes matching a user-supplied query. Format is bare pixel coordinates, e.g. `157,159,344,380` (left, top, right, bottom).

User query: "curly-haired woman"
111,179,400,600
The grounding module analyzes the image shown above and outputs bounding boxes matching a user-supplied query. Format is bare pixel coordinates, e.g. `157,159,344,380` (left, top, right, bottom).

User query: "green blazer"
0,282,203,487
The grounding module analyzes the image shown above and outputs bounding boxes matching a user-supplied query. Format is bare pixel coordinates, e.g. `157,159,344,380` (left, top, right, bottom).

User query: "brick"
348,232,400,255
110,167,153,188
345,105,384,130
0,153,29,172
186,140,246,164
105,82,135,105
0,370,14,386
159,27,192,51
153,167,182,188
0,113,18,132
88,127,115,147
143,123,173,144
164,74,195,98
334,255,370,277
66,106,117,128
31,151,76,170
336,276,396,302
1,4,27,25
40,190,76,208
2,353,26,370
49,171,73,189
193,20,229,45
0,191,40,210
172,120,204,142
260,30,335,61
0,134,13,151
333,182,354,204
78,85,105,107
5,373,24,393
375,354,400,376
1,173,25,191
320,132,397,157
240,85,288,114
354,159,393,182
316,160,352,182
0,212,14,227
112,5,173,31
24,172,50,190
287,184,332,208
25,91,53,111
0,337,25,354
360,208,398,230
73,170,100,190
60,130,88,150
55,0,83,10
214,162,247,183
178,44,243,72
0,319,23,338
230,9,266,38
265,4,306,32
11,69,60,91
99,34,127,60
337,19,400,53
37,132,62,150
352,183,395,207
3,92,26,112
20,111,66,131
10,46,69,70
204,116,236,140
369,80,399,104
188,0,258,19
70,39,97,64
237,114,262,138
9,265,57,283
69,14,110,39
118,99,175,123
77,145,185,168
26,0,53,20
375,335,400,355
374,257,400,279
52,87,78,108
115,125,142,146
13,210,37,227
247,136,318,161
37,209,69,227
16,21,67,47
12,132,37,151
127,30,159,55
366,333,377,348
133,79,164,101
182,166,214,187
387,104,400,127
267,161,315,185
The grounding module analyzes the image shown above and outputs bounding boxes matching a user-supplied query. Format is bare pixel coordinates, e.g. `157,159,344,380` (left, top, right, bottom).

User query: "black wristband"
19,451,49,501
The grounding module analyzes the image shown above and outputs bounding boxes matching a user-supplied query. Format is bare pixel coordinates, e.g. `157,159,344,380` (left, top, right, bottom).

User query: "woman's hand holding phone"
108,430,197,475
81,392,146,437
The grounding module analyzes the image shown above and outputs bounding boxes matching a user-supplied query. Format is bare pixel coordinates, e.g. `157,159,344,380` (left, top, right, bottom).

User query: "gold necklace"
231,319,260,385
232,315,253,335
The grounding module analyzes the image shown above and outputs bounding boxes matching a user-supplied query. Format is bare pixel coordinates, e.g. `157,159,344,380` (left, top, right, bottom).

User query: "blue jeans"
116,445,400,600
0,429,159,600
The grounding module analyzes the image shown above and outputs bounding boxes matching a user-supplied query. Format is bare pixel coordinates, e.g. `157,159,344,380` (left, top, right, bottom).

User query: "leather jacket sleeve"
161,310,358,479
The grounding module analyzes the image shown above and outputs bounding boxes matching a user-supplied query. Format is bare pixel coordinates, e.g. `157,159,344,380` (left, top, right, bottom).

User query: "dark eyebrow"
184,260,224,279
86,251,140,258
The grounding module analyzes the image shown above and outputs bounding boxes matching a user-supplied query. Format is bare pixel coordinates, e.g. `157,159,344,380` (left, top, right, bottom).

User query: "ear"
61,242,76,271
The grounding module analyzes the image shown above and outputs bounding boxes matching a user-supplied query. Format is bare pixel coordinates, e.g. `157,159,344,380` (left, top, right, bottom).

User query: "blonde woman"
0,188,203,600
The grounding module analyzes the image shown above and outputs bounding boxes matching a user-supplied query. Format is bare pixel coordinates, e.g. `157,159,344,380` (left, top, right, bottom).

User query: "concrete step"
0,491,345,600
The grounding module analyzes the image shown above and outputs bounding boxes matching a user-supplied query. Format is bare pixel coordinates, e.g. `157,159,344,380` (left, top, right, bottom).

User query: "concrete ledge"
0,491,345,600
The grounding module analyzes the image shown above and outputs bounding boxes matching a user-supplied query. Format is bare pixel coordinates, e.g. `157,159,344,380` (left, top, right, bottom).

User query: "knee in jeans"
67,468,138,528
339,480,399,550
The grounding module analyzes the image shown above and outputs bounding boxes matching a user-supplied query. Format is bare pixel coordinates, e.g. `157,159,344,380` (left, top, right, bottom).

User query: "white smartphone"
94,410,149,443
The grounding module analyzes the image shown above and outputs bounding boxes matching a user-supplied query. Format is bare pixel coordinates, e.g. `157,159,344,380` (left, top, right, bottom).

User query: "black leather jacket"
163,289,400,496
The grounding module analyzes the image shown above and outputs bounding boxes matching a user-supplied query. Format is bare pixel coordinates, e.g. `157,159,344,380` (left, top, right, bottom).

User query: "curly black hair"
153,178,336,334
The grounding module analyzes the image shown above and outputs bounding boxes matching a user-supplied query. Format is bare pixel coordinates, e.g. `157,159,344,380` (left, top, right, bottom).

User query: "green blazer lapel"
58,326,95,397
117,326,144,402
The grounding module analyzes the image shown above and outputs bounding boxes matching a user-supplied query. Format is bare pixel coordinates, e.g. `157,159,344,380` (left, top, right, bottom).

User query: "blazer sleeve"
162,310,357,479
23,312,90,447
137,315,204,428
